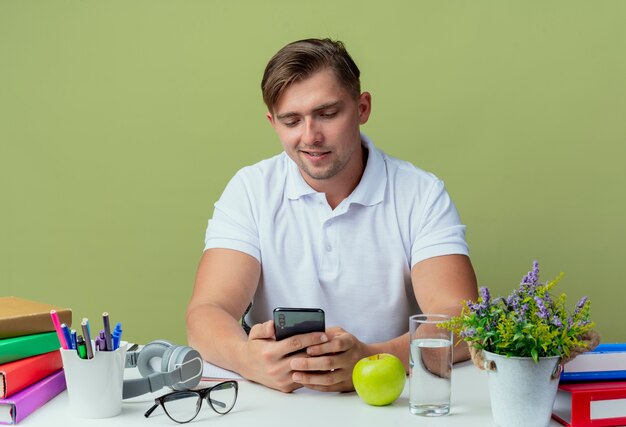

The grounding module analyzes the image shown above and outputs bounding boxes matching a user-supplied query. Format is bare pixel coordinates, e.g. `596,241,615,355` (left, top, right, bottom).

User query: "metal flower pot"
482,350,561,427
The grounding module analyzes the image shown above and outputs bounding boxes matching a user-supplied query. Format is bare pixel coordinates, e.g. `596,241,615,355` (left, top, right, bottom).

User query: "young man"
186,38,478,393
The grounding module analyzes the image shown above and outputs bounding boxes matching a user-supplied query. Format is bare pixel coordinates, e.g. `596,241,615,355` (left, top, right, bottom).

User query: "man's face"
267,69,371,189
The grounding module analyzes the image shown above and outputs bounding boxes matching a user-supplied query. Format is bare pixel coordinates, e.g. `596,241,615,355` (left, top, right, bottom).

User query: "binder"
552,381,626,427
561,343,626,382
0,333,60,365
0,370,66,425
0,351,63,398
0,297,71,340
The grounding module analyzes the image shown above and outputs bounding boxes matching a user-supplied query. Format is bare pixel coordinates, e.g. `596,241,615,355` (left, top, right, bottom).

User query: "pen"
102,312,113,351
76,336,87,359
81,320,94,359
61,324,73,350
96,330,106,351
50,310,68,349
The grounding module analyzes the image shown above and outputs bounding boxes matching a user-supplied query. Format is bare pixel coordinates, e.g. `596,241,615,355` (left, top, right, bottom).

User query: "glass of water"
409,314,453,416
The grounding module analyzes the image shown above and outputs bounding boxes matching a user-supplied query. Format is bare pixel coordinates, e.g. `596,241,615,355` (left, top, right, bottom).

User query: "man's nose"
302,117,322,145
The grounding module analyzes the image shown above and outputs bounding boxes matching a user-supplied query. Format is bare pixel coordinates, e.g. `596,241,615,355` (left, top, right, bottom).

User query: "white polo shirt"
204,135,469,343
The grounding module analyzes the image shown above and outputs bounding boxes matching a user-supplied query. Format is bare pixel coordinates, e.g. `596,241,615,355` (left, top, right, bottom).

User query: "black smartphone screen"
273,307,325,340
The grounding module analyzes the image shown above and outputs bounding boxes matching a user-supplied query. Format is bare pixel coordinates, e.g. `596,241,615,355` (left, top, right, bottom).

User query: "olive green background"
2,1,625,345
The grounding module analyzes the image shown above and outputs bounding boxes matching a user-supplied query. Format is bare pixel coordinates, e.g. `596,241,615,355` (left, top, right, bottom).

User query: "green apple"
352,353,406,406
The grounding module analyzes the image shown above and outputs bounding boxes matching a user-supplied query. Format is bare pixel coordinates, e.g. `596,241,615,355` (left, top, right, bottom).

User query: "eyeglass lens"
206,381,238,414
162,391,201,424
160,382,238,423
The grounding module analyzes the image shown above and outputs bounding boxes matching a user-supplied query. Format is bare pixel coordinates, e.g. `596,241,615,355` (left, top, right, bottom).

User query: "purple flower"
572,296,589,319
543,292,553,304
552,316,563,328
506,291,521,314
460,328,477,338
467,290,490,314
534,296,550,320
521,260,540,286
518,303,530,321
480,287,491,305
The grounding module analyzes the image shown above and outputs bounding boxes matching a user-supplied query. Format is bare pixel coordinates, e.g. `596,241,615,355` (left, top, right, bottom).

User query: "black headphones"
122,340,203,399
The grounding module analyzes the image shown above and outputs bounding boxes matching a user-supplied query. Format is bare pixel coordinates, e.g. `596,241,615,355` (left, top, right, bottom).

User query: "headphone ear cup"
137,340,174,378
164,346,202,391
161,344,179,374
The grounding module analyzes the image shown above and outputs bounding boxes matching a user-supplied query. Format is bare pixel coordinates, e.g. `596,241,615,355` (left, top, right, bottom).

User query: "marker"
50,310,68,349
76,336,87,359
81,320,94,359
112,322,122,350
61,324,73,351
71,329,78,350
102,312,113,351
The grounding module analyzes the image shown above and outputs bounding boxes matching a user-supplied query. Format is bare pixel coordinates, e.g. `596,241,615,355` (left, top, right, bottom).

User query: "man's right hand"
242,320,329,393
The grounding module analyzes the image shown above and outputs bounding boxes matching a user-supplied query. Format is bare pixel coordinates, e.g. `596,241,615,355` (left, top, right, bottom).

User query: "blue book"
560,343,626,382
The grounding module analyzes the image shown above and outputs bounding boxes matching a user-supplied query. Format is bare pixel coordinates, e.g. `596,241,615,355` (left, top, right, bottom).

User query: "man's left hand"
289,327,370,392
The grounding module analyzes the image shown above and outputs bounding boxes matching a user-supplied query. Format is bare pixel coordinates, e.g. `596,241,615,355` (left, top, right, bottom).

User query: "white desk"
20,361,563,426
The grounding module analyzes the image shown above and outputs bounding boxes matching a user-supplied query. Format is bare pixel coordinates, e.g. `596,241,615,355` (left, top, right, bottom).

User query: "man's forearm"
186,303,249,374
366,329,469,373
367,332,411,372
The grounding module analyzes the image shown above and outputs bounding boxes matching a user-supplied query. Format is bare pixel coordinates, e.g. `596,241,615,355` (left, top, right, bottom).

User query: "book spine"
560,371,626,382
0,309,72,341
0,351,63,398
0,333,61,365
571,390,591,426
0,370,66,424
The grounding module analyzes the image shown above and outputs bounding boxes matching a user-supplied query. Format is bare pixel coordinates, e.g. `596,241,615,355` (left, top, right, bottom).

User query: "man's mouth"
302,150,330,157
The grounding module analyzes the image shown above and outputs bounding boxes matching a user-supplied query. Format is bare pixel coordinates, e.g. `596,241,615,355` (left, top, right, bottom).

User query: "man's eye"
320,111,337,119
283,120,300,128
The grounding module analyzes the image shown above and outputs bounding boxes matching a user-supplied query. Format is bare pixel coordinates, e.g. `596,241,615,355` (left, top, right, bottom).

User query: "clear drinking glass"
409,314,453,416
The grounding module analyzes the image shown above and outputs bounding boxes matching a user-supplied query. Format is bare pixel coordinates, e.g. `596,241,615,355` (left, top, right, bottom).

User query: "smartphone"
273,307,325,341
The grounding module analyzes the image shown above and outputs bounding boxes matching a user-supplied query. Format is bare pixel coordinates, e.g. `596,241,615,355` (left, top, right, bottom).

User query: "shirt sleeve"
204,170,261,262
410,179,469,267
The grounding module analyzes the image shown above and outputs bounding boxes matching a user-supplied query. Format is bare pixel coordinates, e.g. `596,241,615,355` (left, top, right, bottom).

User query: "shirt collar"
348,133,386,206
285,155,318,200
285,133,386,206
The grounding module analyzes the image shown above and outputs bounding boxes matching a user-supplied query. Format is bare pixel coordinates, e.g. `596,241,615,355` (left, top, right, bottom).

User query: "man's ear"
357,92,372,125
266,112,275,126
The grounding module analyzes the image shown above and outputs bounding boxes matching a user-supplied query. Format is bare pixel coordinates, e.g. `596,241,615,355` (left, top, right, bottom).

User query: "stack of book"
0,296,71,425
552,343,626,427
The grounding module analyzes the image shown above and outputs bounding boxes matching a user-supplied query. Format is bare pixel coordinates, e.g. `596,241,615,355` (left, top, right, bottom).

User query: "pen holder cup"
60,341,127,418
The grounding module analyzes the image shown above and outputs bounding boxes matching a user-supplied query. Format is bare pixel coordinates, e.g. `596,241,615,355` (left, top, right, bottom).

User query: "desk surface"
20,361,563,427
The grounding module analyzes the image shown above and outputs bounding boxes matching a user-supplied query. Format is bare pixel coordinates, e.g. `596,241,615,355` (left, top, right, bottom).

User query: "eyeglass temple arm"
206,381,237,409
209,398,227,408
144,403,159,418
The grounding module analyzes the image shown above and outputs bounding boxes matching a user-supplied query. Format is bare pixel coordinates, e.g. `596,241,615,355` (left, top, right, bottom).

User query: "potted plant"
443,261,599,427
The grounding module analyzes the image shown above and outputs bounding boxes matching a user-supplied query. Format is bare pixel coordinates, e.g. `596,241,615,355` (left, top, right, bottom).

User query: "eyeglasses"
144,381,238,424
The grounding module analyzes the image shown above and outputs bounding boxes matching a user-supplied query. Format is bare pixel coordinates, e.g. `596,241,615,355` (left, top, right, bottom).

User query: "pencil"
102,312,113,351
